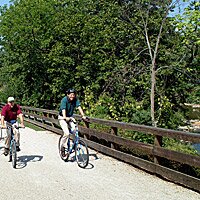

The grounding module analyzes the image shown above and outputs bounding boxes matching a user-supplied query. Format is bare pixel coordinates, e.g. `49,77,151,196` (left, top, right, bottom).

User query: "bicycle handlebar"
77,117,90,124
65,117,90,124
0,122,25,129
13,125,25,129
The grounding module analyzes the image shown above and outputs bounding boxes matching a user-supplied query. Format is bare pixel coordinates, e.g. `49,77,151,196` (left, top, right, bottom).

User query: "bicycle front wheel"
9,140,17,168
75,139,89,168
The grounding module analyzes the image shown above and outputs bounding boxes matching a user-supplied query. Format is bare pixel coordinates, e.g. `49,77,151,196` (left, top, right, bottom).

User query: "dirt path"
0,127,199,200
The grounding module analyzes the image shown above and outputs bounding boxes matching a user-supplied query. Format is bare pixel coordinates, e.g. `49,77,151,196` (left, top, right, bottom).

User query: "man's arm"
16,105,25,127
1,116,6,128
1,106,7,128
18,113,25,127
61,109,71,122
78,106,86,119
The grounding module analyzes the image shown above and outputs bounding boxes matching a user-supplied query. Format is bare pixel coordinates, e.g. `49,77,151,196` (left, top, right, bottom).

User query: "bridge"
0,105,200,199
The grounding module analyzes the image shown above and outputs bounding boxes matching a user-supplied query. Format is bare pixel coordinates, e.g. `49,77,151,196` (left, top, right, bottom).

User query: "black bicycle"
58,119,89,168
5,122,23,168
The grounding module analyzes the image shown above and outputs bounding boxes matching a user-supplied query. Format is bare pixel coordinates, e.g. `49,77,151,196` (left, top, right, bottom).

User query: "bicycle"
3,121,24,168
58,118,89,168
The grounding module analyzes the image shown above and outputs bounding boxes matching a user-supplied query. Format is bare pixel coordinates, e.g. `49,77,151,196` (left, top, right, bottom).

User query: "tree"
0,0,197,129
174,1,200,104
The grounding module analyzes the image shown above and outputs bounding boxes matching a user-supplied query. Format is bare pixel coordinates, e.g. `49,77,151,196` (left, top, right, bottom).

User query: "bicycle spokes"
75,140,89,168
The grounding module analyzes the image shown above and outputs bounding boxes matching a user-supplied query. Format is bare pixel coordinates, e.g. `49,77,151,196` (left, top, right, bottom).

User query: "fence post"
111,127,118,149
153,135,163,164
83,120,90,140
51,114,56,127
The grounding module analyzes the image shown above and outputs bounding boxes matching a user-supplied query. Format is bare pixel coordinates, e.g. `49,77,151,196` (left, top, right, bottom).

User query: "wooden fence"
1,104,200,192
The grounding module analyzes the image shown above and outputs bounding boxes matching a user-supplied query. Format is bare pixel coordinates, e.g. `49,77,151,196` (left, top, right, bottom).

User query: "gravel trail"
0,127,199,200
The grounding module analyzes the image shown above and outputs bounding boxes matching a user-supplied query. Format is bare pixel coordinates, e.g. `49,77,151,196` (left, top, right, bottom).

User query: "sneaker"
61,146,69,157
61,146,66,157
3,148,9,156
16,146,21,152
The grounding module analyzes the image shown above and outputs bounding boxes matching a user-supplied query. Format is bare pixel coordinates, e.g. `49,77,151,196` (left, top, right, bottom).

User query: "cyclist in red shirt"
1,97,25,155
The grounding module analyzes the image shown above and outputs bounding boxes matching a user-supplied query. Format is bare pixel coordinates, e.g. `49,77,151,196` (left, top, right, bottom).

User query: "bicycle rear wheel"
58,135,69,162
75,139,89,168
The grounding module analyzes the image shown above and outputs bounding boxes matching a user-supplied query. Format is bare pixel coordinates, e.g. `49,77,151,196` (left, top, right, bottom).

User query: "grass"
24,121,45,131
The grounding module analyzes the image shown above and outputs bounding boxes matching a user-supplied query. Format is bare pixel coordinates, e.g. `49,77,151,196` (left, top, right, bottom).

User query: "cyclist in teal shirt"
59,93,81,117
58,88,87,151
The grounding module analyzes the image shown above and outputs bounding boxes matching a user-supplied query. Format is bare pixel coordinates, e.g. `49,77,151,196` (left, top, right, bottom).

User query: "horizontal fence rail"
1,104,200,192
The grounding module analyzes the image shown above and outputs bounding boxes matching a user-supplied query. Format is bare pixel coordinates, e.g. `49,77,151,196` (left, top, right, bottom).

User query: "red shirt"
1,104,22,122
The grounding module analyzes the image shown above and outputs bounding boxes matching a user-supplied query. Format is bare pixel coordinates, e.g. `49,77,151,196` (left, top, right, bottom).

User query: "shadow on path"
85,153,99,169
17,155,43,169
65,153,99,169
89,153,99,161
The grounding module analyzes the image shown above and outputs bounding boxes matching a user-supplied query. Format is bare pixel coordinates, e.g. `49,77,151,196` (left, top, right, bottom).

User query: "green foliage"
0,0,198,134
118,129,154,144
163,137,199,155
172,1,200,104
24,121,45,131
186,85,200,104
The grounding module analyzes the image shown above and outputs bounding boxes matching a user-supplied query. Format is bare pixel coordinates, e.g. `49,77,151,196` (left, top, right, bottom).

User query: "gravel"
0,127,199,200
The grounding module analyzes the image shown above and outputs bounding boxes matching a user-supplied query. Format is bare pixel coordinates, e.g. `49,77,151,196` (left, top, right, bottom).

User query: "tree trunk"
151,61,156,127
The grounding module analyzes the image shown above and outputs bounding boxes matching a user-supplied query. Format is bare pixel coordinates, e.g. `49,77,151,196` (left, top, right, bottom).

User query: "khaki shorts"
58,115,76,137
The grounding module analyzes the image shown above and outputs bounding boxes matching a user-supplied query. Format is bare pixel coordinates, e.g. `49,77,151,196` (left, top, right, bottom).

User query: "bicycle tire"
58,135,69,162
9,149,12,162
75,139,89,168
11,140,17,168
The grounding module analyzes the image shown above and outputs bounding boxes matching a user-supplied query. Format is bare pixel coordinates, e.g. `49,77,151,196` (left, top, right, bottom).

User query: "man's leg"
69,121,76,134
4,127,11,156
58,118,70,147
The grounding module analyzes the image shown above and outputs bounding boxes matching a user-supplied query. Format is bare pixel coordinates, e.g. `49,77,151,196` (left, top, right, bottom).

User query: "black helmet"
67,88,76,95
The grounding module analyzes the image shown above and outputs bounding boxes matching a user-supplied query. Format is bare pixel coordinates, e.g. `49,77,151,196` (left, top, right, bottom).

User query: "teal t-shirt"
59,96,81,117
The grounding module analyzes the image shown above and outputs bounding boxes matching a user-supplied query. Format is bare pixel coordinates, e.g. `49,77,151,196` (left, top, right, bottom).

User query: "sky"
171,0,191,16
0,0,11,7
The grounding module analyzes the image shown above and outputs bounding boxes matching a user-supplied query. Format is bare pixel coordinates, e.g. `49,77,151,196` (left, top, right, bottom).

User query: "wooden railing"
1,104,200,192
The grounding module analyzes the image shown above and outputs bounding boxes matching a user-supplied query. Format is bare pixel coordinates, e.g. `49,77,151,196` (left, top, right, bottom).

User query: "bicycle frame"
8,126,15,150
67,123,80,154
7,121,19,142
